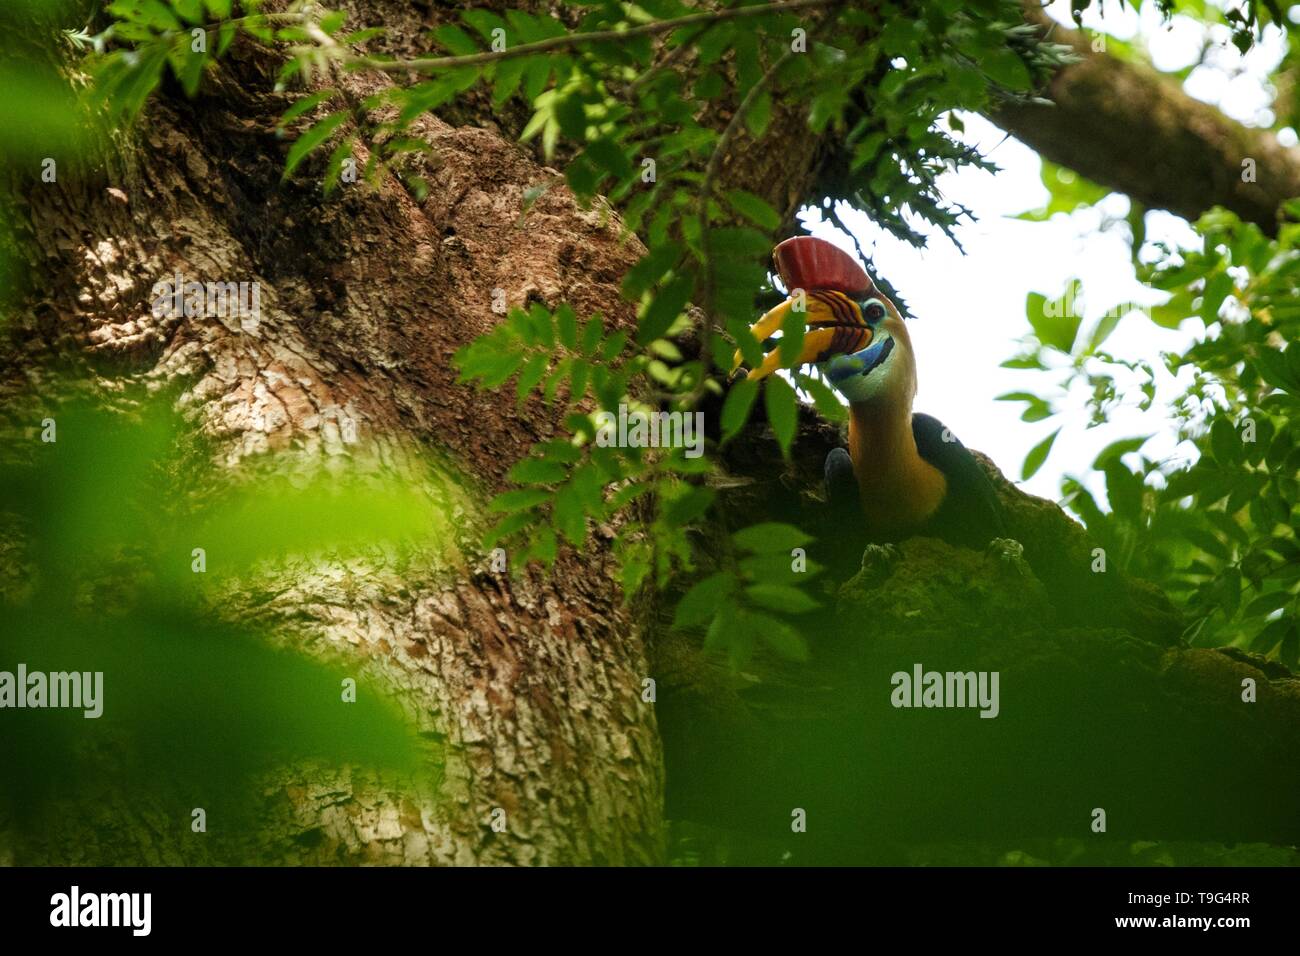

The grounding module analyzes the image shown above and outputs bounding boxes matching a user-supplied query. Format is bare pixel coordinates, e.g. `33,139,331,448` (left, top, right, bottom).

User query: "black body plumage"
908,413,1006,549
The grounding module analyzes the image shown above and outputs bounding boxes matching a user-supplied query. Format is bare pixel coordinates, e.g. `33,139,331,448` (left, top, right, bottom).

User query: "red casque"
772,236,873,298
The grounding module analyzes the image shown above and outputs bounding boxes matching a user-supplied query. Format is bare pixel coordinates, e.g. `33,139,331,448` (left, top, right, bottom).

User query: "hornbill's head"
732,237,916,408
815,285,914,409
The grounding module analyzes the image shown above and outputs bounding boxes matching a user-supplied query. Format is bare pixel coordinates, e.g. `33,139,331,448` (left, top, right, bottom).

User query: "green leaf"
764,375,797,457
171,48,206,99
1092,436,1149,469
555,304,578,349
543,358,573,404
1243,589,1291,618
433,24,480,55
580,317,604,355
1026,283,1082,353
530,525,558,565
1209,418,1240,464
721,378,758,442
568,359,589,402
733,522,812,553
601,330,628,362
797,373,846,423
1018,161,1111,221
462,9,507,41
694,71,724,99
745,583,819,614
1199,270,1233,323
283,112,349,179
508,458,567,485
115,0,181,30
743,90,772,137
171,0,204,24
702,598,743,660
1104,461,1144,519
585,137,634,180
1250,617,1290,654
620,548,652,596
480,351,526,389
778,304,804,369
490,488,551,513
522,58,551,101
622,243,682,299
341,27,385,45
514,353,549,403
217,20,236,55
636,271,693,345
553,481,587,546
1149,290,1193,329
745,611,809,661
1287,343,1300,386
493,56,530,105
1021,427,1060,480
674,572,737,628
535,439,582,464
739,552,821,582
1282,625,1299,669
323,136,356,195
726,190,780,231
555,93,587,140
983,49,1031,90
707,227,771,262
483,511,534,547
1085,309,1124,353
565,155,600,196
1255,347,1300,394
1185,528,1230,561
319,10,347,36
661,485,715,526
1219,566,1242,618
529,303,555,348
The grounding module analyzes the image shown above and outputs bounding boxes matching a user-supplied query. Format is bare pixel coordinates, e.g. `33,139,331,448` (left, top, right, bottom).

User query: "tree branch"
349,0,839,74
987,5,1300,233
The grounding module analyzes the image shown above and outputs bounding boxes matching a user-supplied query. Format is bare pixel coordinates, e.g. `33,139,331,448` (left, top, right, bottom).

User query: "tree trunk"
5,9,665,867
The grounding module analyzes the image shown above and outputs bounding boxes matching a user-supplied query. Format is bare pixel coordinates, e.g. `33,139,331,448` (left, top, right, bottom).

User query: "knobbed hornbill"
733,236,1010,556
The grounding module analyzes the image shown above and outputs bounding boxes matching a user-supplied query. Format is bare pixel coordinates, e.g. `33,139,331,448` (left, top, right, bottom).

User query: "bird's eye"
862,299,887,324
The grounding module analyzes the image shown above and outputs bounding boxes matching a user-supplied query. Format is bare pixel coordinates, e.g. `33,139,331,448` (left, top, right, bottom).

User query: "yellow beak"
731,294,873,382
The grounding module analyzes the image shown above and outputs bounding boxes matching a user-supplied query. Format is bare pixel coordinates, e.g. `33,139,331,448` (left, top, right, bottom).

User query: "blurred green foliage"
1004,201,1300,669
0,399,442,824
674,522,822,666
668,821,1300,866
1016,162,1113,225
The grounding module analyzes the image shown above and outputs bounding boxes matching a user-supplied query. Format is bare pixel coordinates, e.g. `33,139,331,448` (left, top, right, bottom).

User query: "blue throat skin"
828,336,894,387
